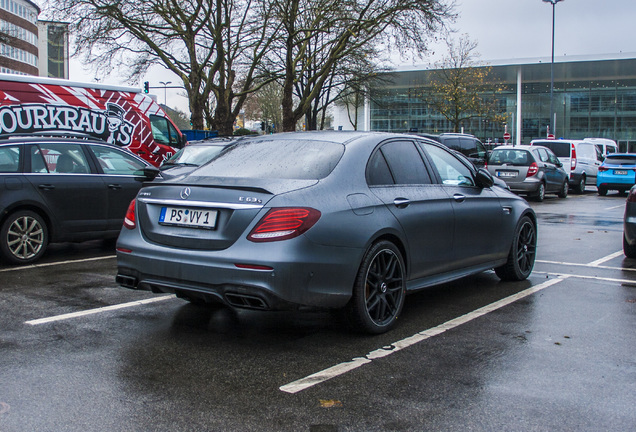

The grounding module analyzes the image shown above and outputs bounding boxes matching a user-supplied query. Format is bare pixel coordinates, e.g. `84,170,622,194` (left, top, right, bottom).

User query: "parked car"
530,139,603,193
0,136,157,264
116,131,537,334
596,154,636,196
411,132,488,167
486,145,568,201
624,185,636,258
584,137,618,157
159,136,240,179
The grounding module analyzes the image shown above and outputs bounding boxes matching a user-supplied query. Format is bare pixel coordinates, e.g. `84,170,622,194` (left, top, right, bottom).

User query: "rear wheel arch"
367,232,408,276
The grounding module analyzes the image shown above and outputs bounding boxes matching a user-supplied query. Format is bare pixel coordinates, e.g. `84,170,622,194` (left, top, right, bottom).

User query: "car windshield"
604,155,636,166
194,139,345,180
489,149,531,166
163,145,226,167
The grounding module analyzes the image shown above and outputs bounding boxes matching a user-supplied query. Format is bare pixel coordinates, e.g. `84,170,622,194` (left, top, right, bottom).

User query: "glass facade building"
366,55,636,152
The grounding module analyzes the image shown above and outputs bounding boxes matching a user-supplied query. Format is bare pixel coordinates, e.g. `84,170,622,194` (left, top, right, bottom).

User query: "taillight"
598,166,608,172
526,162,539,177
123,199,136,229
571,144,577,170
248,207,321,242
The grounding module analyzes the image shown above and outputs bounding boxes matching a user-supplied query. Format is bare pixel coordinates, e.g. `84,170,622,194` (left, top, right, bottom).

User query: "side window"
367,150,394,186
460,138,486,158
595,145,603,161
90,146,146,175
378,141,432,185
424,144,475,187
150,115,180,147
0,145,20,173
537,148,550,163
32,144,90,174
546,150,560,165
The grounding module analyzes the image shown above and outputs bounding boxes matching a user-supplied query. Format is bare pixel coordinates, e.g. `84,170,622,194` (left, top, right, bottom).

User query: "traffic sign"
503,132,511,141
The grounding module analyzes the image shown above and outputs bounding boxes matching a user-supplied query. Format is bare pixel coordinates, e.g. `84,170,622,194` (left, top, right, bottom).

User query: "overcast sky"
441,0,636,62
69,0,636,111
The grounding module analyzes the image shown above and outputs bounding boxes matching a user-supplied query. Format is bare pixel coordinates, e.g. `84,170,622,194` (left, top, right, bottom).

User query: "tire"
345,241,406,334
534,182,545,202
0,210,49,265
574,175,586,194
623,234,636,259
598,186,607,196
495,215,536,281
558,180,568,198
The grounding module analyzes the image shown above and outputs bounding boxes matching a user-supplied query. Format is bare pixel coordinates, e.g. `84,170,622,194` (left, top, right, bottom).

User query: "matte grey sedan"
116,131,537,333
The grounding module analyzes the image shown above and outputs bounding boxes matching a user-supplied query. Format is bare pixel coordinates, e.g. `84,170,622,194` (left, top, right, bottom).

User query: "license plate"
614,170,628,175
497,171,516,178
159,207,218,229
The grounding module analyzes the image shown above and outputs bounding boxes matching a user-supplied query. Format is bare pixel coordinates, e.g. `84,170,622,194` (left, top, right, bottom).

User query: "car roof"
492,145,535,151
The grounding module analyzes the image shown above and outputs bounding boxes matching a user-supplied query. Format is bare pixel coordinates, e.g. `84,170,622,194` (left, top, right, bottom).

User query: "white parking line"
604,205,624,210
587,250,624,266
279,276,569,394
25,295,175,325
0,255,115,273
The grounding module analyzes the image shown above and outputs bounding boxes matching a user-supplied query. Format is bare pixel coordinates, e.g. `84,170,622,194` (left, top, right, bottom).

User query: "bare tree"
428,35,504,133
266,0,454,131
50,0,278,135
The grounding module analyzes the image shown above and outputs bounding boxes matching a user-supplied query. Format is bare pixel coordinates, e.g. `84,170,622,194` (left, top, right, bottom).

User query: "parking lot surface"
1,189,635,431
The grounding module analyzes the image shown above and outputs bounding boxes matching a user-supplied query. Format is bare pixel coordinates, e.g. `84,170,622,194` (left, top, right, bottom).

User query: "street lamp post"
159,81,172,106
543,0,564,137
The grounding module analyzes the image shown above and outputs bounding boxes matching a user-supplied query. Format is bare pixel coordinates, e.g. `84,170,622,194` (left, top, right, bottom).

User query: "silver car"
116,131,537,333
487,145,569,201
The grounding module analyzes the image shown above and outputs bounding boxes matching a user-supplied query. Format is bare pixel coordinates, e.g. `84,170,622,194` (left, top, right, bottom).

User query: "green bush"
233,128,258,136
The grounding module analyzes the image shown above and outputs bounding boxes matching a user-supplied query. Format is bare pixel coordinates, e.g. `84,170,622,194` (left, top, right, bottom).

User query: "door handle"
393,198,410,208
453,193,466,203
38,184,55,190
108,184,122,190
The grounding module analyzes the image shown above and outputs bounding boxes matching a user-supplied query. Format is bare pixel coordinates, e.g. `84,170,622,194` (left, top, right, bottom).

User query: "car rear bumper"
116,233,363,310
597,173,636,190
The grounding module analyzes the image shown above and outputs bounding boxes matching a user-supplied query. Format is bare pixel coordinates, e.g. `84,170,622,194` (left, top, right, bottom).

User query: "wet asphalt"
0,188,635,431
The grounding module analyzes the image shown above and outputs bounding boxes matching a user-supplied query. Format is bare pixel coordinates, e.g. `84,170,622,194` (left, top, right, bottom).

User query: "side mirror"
141,166,161,181
476,168,494,188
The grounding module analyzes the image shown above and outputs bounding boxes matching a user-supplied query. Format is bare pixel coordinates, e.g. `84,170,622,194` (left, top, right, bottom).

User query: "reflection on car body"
116,131,537,334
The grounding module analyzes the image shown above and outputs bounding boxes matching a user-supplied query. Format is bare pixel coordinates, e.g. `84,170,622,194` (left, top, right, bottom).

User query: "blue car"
597,154,636,196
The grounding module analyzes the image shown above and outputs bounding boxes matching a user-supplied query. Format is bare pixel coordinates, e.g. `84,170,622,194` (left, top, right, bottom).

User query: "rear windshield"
194,139,344,180
533,141,570,158
489,149,531,166
604,155,636,165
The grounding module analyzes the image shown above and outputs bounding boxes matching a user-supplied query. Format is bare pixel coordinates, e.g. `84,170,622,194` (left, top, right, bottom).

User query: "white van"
584,138,618,157
530,139,603,193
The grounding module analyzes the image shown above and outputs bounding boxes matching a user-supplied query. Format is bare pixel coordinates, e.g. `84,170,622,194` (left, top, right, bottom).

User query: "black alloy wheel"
598,186,607,196
495,215,536,281
346,241,406,334
0,210,49,265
